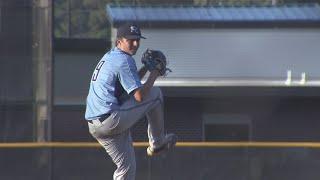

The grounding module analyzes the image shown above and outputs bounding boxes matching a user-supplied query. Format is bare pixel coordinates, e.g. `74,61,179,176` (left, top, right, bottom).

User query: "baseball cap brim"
124,35,146,39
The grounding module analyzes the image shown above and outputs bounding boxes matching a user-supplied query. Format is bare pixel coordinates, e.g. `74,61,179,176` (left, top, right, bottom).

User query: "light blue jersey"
85,47,142,120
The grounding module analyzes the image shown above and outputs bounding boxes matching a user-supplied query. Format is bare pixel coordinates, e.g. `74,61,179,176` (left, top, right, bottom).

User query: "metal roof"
106,4,320,27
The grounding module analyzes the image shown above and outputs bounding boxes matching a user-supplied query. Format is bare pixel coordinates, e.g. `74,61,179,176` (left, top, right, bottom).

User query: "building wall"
112,28,320,79
56,28,320,104
53,49,320,142
54,27,320,142
54,51,102,105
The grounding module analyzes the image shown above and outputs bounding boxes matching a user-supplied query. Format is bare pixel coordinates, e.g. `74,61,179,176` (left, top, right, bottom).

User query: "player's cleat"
147,133,177,156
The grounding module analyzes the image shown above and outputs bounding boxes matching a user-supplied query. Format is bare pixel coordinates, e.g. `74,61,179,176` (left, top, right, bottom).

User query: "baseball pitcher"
85,23,177,180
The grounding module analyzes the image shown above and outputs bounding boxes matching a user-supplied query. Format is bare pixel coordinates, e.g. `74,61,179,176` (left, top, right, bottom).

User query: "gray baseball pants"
88,87,165,180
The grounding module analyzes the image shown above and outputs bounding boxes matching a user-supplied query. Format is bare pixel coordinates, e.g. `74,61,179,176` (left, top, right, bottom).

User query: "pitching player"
85,23,177,180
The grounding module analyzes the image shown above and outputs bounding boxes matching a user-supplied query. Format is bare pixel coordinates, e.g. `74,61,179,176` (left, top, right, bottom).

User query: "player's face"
117,38,140,55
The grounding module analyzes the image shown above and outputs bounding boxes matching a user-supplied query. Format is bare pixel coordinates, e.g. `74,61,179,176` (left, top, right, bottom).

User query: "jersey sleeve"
118,56,142,94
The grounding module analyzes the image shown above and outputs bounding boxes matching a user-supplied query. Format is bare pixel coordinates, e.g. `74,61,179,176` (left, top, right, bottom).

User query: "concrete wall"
1,147,320,180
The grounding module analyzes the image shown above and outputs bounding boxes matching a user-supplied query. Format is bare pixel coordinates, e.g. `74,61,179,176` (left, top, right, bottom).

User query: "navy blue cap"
116,23,146,40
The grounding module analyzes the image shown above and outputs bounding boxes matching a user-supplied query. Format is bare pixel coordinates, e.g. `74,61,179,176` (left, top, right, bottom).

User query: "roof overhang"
106,3,320,28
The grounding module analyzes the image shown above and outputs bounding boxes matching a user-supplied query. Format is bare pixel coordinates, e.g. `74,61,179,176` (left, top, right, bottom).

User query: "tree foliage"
54,0,320,39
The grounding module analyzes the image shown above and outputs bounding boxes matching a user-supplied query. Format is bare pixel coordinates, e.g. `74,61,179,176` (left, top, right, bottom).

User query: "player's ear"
115,39,119,46
115,38,122,47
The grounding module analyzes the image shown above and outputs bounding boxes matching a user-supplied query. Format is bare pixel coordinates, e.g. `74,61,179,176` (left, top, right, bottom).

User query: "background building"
54,3,320,142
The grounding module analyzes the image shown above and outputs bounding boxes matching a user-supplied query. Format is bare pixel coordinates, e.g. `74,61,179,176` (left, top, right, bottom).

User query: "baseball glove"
141,49,172,76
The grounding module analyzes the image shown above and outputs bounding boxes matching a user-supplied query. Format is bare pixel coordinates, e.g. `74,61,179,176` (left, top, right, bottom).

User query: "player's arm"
138,66,148,79
134,70,159,102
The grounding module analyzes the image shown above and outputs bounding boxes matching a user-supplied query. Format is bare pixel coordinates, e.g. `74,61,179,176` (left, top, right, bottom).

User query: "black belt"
88,113,111,124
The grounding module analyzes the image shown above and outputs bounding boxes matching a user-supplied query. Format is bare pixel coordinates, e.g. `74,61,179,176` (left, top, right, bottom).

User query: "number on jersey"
92,61,105,81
